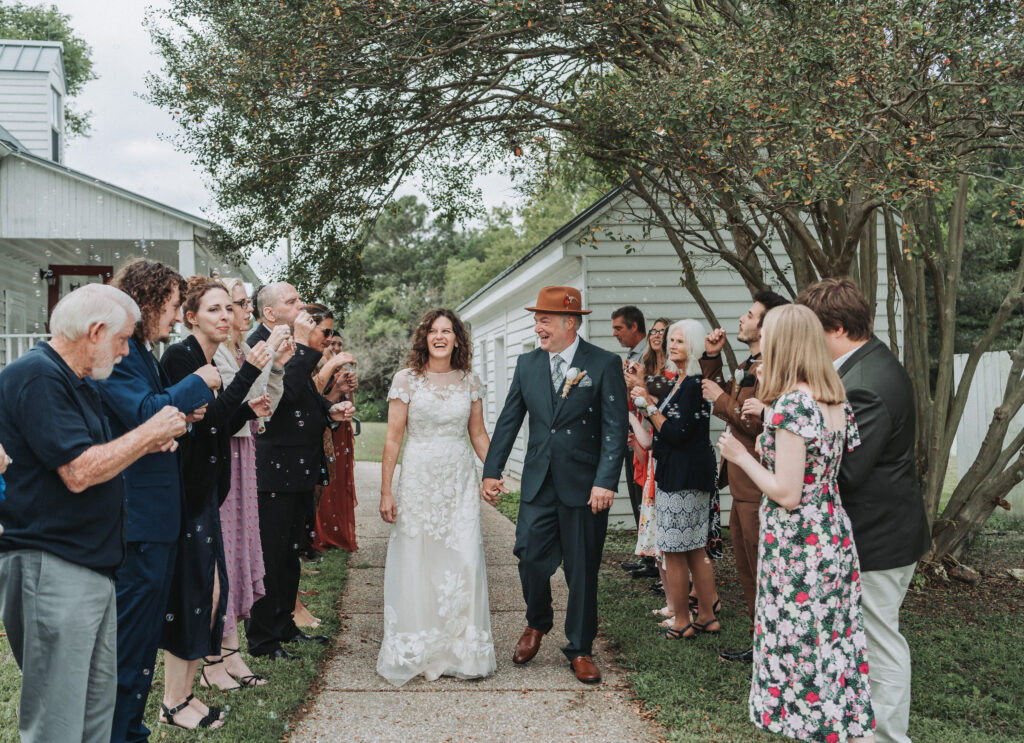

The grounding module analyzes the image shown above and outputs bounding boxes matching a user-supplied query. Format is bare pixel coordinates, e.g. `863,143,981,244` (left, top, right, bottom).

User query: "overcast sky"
52,0,516,278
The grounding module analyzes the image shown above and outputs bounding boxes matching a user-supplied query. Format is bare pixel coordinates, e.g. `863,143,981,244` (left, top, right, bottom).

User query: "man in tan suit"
699,290,788,662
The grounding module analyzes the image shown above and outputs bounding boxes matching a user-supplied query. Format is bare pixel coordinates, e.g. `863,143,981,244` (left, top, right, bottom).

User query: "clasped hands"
480,477,614,515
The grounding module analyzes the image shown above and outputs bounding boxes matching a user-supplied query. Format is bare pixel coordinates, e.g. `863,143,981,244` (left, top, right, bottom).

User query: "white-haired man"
0,284,187,743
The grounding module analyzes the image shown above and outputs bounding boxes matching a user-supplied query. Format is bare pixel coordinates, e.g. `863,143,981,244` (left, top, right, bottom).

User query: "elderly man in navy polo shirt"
0,284,187,743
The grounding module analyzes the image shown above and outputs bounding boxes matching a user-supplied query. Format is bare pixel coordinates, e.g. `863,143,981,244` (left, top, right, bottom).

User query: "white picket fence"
953,350,1024,516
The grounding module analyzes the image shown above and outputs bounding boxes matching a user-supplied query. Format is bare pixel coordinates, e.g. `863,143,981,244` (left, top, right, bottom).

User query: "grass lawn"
496,491,1024,743
0,548,348,743
354,420,399,464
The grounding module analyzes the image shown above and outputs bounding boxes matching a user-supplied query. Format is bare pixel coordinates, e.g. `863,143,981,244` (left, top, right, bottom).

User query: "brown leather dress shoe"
512,627,547,665
569,655,601,684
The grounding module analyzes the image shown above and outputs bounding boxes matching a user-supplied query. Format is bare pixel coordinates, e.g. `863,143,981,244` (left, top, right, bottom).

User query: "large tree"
0,2,96,137
148,0,1024,560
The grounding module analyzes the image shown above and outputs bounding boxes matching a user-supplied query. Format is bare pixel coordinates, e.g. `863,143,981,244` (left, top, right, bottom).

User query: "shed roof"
457,187,624,311
0,39,65,77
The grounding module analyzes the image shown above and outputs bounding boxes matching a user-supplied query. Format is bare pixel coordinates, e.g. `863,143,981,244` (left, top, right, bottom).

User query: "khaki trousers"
861,562,917,743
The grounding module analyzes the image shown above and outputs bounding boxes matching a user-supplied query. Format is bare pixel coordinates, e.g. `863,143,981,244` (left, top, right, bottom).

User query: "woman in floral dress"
718,304,875,743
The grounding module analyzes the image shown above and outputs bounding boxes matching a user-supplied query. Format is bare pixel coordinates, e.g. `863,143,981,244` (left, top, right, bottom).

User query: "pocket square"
578,376,594,388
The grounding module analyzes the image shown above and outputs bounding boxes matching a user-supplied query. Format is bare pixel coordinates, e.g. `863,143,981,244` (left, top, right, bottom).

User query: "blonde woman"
717,304,875,742
201,278,291,690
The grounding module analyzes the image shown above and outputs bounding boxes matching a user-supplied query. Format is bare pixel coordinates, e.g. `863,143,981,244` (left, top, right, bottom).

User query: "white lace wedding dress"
377,368,497,686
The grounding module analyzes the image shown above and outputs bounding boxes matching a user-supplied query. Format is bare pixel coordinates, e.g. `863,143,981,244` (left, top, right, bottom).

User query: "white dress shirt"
549,334,581,375
832,345,863,371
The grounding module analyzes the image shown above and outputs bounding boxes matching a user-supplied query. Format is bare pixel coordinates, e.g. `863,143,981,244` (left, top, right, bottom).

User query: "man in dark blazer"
97,259,218,743
246,294,354,659
798,277,930,743
482,286,628,685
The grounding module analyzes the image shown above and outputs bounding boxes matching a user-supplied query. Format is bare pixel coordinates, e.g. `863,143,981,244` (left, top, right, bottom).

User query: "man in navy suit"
97,259,219,743
482,287,628,685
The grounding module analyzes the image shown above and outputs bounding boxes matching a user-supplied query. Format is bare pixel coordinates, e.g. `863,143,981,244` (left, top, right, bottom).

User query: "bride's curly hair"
406,308,472,375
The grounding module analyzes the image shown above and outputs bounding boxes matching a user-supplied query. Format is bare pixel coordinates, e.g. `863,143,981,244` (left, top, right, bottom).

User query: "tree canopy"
149,0,1024,560
0,2,96,137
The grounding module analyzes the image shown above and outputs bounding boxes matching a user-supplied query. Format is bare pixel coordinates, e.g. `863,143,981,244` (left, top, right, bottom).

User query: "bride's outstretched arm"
468,399,490,463
379,398,408,523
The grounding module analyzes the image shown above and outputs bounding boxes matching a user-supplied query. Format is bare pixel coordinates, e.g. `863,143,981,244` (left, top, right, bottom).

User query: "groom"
482,286,628,684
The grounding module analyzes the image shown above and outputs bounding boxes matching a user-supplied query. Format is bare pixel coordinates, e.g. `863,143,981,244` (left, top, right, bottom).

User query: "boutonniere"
561,368,588,398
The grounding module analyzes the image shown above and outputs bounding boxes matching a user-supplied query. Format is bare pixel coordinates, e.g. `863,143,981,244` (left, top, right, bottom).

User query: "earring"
454,345,459,349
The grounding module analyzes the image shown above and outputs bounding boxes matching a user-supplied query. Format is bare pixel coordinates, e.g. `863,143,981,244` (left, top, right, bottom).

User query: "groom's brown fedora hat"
525,286,592,315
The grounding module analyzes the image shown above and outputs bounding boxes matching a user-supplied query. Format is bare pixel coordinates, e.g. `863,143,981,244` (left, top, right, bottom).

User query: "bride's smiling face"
427,316,456,362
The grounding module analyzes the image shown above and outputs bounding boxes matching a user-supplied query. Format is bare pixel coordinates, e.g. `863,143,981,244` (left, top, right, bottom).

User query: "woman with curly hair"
376,308,497,686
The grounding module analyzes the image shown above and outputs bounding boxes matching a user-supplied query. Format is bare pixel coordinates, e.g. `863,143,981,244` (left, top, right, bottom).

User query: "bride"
377,308,497,685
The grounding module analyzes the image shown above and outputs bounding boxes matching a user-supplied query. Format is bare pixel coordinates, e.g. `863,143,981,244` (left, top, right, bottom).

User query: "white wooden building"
459,188,897,526
0,39,259,365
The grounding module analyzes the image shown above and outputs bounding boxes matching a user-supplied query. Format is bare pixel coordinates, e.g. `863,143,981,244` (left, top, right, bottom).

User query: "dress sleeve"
844,401,861,452
765,391,820,441
388,369,412,404
469,372,485,402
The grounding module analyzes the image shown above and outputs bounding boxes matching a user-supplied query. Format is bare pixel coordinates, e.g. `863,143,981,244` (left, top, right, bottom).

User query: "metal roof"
0,39,64,75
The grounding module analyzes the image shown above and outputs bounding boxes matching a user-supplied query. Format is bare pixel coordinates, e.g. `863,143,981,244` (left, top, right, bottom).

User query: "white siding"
0,156,200,241
463,190,902,527
0,70,51,159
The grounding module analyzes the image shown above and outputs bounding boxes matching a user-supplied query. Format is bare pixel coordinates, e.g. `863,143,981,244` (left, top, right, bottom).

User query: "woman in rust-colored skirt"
313,330,359,552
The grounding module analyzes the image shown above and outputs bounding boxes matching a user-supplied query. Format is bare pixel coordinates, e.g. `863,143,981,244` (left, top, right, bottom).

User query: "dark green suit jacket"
483,338,628,507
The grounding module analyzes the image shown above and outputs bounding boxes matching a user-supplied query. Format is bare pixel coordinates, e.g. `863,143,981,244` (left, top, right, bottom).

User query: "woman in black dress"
158,277,273,730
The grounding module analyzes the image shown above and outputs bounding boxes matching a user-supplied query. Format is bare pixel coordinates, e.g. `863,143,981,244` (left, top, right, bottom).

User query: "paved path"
290,461,664,743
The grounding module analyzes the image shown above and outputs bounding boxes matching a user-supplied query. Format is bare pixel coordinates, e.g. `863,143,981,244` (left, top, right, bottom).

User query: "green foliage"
0,2,96,137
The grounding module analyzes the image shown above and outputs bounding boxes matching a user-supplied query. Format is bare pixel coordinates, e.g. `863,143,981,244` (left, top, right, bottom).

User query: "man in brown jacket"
698,290,788,662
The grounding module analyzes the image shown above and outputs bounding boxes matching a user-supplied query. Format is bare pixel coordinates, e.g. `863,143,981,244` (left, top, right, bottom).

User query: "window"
50,87,62,162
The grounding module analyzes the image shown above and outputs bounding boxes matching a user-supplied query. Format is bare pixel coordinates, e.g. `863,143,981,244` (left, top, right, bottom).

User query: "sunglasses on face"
649,329,665,336
233,299,253,309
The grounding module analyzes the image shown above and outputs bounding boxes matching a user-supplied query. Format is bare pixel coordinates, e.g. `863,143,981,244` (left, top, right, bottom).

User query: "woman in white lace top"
376,308,497,686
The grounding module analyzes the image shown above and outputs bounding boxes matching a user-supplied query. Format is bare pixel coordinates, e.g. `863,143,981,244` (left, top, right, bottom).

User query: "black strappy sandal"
663,624,697,640
200,657,237,691
222,647,266,688
694,617,722,635
159,694,223,729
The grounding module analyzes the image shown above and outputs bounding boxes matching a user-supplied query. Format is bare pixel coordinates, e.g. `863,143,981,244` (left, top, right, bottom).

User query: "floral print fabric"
750,390,875,742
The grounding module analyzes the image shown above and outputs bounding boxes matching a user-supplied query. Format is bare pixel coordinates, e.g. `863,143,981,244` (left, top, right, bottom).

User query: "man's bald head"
260,282,302,328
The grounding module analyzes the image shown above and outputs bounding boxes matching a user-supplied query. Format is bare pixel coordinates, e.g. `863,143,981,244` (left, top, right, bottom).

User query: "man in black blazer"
798,278,930,743
482,287,628,685
246,284,353,658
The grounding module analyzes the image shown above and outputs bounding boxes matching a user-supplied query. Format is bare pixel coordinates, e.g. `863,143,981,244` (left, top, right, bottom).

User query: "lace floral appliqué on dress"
377,369,497,686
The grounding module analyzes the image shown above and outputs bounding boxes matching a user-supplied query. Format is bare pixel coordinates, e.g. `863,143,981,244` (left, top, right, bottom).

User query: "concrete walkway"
290,461,664,742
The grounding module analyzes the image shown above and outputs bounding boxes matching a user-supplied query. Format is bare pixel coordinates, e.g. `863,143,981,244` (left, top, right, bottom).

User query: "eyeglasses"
649,329,666,336
233,299,253,309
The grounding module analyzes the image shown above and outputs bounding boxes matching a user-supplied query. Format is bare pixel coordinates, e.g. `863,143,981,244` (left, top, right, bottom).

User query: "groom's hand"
480,477,509,506
588,486,616,514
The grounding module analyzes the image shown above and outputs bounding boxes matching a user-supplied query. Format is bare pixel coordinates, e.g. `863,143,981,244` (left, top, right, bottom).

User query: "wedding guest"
631,319,719,639
0,284,186,743
798,278,929,743
202,278,291,691
699,290,789,663
718,303,875,742
247,281,302,347
312,330,360,553
158,278,274,730
96,259,218,742
624,318,676,613
612,306,647,531
246,301,355,659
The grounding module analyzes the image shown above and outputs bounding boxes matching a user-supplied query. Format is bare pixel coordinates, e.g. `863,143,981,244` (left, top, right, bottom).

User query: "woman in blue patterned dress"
717,304,875,743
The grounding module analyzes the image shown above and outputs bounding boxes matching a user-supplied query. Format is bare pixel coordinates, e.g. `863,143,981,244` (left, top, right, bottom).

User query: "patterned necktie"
552,355,566,394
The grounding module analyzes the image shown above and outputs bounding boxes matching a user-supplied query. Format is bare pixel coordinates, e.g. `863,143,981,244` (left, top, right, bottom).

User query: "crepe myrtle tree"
148,0,1024,561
